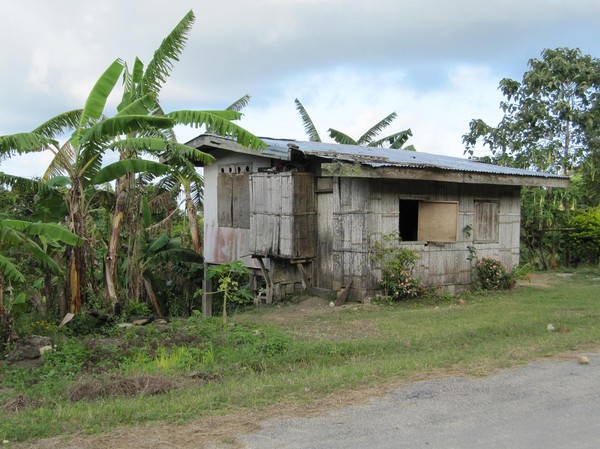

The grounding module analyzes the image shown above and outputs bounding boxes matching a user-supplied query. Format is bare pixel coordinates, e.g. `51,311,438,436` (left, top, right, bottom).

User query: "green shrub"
378,270,424,300
371,232,422,301
567,207,600,265
474,257,513,290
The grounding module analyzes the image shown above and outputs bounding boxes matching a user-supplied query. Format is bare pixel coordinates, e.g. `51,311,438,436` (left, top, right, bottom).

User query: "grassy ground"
2,269,600,445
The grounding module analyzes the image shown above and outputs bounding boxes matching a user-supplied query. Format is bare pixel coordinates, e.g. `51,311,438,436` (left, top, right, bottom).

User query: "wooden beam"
320,162,569,188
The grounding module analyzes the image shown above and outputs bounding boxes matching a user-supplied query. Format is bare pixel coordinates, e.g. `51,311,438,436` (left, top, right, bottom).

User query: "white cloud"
2,0,600,178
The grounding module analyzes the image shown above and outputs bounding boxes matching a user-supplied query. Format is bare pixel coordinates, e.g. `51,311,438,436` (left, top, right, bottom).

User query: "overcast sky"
2,0,600,178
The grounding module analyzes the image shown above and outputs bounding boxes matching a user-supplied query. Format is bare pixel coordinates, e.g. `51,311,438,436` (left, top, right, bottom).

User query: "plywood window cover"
417,201,458,243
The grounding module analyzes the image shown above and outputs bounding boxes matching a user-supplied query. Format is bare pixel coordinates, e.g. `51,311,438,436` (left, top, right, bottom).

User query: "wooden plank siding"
328,178,521,300
249,172,316,259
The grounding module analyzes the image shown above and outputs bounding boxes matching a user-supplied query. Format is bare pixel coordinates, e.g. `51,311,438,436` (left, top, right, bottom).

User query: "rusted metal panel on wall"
232,174,250,228
217,173,233,227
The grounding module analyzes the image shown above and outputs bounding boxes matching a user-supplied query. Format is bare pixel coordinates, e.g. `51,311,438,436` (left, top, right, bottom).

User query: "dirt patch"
65,374,182,402
517,272,572,289
65,373,220,402
238,295,385,340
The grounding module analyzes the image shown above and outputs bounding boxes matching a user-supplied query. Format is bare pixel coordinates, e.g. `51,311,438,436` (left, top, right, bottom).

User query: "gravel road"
240,352,600,449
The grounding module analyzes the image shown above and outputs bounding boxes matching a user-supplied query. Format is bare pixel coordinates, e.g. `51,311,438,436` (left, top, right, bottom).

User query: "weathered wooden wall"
204,154,272,270
325,177,521,301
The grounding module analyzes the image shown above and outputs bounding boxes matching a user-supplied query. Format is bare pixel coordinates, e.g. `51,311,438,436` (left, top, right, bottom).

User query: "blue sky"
2,0,600,177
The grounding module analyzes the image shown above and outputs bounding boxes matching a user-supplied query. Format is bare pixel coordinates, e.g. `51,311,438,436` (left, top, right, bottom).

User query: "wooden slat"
217,172,233,227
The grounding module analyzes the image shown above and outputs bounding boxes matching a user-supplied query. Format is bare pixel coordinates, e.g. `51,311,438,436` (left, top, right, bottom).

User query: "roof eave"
320,162,569,188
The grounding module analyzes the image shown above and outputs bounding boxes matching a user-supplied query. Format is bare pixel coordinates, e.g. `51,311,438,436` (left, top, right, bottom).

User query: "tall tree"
463,48,600,177
294,98,414,149
463,48,600,269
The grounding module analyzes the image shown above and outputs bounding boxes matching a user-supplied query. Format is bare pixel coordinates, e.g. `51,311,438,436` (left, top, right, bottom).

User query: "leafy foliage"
463,48,600,177
567,207,600,265
370,232,422,300
203,261,253,323
294,99,414,149
474,257,513,290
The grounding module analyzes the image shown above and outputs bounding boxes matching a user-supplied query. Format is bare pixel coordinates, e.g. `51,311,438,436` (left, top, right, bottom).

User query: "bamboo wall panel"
330,179,522,295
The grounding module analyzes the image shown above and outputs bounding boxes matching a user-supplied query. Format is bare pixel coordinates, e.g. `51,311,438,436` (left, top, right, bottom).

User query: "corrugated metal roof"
259,137,566,180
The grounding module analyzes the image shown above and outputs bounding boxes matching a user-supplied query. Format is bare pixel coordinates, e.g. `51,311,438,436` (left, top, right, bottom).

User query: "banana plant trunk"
183,180,202,254
105,172,131,310
142,275,164,318
66,179,87,314
0,274,4,318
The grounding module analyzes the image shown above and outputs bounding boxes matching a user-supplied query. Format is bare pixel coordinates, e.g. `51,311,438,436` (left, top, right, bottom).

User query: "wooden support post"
296,263,311,291
202,265,213,317
250,273,260,306
255,256,273,304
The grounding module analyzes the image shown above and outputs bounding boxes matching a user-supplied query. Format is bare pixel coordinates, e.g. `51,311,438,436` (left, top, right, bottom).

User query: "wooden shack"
189,134,568,304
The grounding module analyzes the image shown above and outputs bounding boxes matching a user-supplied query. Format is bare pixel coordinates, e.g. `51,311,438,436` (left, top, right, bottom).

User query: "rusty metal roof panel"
259,137,565,179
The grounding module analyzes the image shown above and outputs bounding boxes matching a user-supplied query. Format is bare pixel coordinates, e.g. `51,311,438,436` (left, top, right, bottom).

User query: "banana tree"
3,10,265,314
136,197,203,317
294,98,415,150
0,214,81,324
100,11,264,311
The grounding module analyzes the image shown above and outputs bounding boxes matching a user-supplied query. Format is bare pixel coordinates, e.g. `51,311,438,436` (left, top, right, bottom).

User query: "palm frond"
155,175,181,192
144,233,170,257
166,157,199,181
226,94,251,112
191,178,204,210
148,188,177,208
1,219,81,246
43,140,74,180
147,247,203,266
357,112,397,145
0,172,41,193
164,142,215,165
328,128,357,146
0,132,56,156
109,137,168,153
19,239,62,273
116,93,157,117
142,10,195,95
72,59,125,144
295,99,321,142
32,109,83,139
132,57,144,90
26,222,83,246
79,115,174,144
0,253,25,283
168,110,266,150
46,176,72,188
368,128,413,148
92,159,170,184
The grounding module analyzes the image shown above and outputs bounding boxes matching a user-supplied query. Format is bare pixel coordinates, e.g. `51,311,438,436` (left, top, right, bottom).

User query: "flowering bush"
475,257,512,290
379,269,424,300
